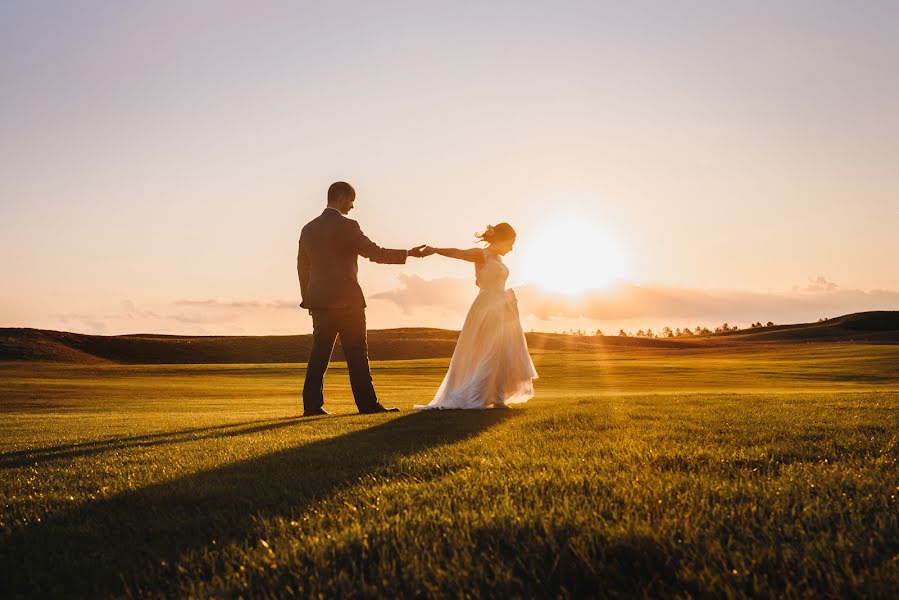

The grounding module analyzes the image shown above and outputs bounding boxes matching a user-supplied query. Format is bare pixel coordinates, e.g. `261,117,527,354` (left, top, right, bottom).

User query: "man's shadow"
0,417,302,469
1,410,512,597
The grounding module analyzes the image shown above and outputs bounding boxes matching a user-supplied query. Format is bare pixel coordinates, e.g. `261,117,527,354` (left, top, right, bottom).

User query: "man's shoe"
302,408,333,417
358,403,400,414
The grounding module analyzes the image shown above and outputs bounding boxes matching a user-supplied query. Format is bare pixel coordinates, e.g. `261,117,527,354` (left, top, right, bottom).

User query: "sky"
2,1,898,335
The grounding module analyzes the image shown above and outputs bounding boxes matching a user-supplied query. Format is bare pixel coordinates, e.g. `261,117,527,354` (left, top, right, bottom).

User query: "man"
297,181,430,416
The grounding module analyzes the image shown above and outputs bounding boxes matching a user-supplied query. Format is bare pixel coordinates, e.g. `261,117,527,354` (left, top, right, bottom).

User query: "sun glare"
515,217,631,295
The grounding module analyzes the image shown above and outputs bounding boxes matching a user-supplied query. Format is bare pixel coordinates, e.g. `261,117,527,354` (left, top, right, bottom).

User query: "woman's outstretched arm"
426,247,485,263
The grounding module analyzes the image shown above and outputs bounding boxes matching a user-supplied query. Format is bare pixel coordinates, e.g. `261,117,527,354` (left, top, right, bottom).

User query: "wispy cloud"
58,313,110,335
51,298,304,335
41,278,899,336
370,274,474,314
173,299,297,310
371,275,899,326
804,276,839,293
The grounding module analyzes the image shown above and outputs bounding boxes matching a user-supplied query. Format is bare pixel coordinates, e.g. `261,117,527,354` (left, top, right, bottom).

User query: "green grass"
1,343,898,598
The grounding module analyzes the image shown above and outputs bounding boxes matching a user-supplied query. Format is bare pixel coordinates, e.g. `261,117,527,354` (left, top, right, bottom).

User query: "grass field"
1,343,898,598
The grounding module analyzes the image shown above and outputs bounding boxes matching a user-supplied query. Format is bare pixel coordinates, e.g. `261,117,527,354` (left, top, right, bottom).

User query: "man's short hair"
328,181,355,204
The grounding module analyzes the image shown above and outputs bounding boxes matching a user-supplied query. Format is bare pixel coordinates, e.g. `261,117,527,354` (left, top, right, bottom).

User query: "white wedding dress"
415,250,538,410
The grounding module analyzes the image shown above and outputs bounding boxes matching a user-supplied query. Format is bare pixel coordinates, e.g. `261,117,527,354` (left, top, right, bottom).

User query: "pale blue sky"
2,1,898,333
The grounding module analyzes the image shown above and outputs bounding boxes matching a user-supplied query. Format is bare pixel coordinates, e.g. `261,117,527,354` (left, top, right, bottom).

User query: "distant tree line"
555,321,780,337
611,321,778,338
553,318,843,337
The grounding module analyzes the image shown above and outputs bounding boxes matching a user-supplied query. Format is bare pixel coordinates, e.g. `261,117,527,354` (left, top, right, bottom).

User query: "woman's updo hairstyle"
476,222,516,244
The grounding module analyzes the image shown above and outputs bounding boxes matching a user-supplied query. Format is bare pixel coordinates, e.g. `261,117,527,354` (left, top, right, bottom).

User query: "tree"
594,329,604,337
646,329,656,339
636,329,645,338
618,329,628,337
675,328,682,337
766,321,774,327
681,326,693,336
662,326,674,338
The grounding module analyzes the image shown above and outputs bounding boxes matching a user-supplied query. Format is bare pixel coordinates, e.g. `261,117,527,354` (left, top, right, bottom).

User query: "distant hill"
0,328,452,365
0,327,686,365
1,311,897,364
712,311,899,342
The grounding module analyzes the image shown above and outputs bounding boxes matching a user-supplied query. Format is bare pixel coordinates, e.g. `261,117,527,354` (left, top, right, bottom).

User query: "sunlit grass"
1,344,897,597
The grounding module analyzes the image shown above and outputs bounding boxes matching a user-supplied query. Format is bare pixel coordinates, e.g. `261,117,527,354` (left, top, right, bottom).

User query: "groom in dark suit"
298,181,429,416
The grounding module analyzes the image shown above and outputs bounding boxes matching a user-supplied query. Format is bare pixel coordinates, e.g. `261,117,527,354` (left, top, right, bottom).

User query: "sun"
514,217,631,295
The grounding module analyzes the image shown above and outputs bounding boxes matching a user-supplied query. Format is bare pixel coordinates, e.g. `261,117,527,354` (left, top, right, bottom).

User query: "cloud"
371,275,899,326
120,299,160,320
174,299,297,310
168,312,241,325
164,298,300,326
51,297,306,335
370,274,475,314
805,275,838,292
58,313,109,335
42,279,899,336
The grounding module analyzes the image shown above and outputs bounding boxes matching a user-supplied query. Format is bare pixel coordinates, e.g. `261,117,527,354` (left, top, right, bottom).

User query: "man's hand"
408,245,433,258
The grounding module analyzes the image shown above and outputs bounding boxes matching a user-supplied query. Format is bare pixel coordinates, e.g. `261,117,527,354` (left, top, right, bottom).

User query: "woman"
414,223,538,410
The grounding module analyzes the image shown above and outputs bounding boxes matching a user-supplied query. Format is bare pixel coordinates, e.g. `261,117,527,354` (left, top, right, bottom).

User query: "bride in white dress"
414,223,538,410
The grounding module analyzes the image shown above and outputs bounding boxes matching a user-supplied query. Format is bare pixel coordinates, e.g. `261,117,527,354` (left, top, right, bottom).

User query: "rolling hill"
715,311,899,342
1,311,897,364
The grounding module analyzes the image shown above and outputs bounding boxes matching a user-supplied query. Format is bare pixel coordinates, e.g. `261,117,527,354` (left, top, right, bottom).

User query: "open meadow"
1,342,898,598
5,1,899,596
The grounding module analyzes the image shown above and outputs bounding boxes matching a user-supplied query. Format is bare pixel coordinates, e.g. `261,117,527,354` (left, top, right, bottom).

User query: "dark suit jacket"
298,208,407,309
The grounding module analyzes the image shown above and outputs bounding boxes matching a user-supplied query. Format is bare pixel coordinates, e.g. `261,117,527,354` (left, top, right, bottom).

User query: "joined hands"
408,245,436,258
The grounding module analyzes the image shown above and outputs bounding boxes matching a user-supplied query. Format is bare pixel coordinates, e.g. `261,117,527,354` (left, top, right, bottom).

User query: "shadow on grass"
0,410,512,597
0,417,305,469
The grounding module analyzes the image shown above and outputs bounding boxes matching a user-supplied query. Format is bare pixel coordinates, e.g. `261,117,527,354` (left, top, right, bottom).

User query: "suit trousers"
303,307,379,412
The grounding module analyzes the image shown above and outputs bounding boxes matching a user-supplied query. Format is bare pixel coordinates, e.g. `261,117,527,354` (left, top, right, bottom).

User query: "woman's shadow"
1,410,513,597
